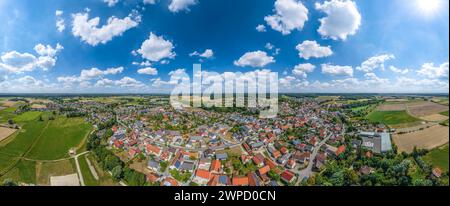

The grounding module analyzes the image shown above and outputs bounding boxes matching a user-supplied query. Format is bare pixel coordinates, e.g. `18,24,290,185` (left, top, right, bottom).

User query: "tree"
2,178,18,186
111,165,123,181
104,155,122,171
38,115,43,121
268,170,281,182
123,168,146,186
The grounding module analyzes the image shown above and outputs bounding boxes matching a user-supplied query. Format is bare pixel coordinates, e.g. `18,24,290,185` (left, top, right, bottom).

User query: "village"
68,96,394,186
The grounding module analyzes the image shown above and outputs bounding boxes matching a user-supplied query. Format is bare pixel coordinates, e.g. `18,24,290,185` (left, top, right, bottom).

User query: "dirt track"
407,102,449,117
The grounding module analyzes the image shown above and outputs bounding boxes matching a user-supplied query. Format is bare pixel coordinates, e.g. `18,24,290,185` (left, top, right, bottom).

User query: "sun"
416,0,441,16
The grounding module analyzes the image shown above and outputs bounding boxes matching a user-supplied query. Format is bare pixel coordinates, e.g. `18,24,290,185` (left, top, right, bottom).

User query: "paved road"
294,124,345,185
74,151,90,186
294,133,331,184
85,155,99,180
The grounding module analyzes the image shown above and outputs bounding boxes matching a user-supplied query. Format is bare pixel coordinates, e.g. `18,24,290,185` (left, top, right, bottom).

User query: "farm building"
360,131,392,154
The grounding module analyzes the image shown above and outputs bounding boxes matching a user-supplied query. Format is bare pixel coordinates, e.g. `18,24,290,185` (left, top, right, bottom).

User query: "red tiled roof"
252,156,263,165
336,145,346,156
281,170,295,182
210,159,221,172
147,144,161,155
195,169,211,180
207,175,219,186
265,158,278,169
258,165,271,175
232,177,249,186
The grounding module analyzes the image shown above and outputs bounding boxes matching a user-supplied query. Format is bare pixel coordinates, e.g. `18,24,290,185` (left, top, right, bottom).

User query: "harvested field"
386,99,409,102
393,125,449,153
377,104,406,111
1,101,18,107
407,102,449,117
31,104,47,109
50,173,80,186
0,127,17,142
36,159,77,185
395,122,436,134
420,114,449,122
27,99,52,104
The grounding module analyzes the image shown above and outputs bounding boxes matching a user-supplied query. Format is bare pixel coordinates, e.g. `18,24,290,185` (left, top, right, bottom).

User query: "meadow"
25,117,92,160
424,144,449,172
0,109,93,184
367,110,421,125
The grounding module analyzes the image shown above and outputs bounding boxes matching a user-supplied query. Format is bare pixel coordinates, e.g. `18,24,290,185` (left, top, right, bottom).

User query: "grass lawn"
367,110,421,125
78,154,98,186
25,117,93,160
440,111,449,116
423,144,449,172
13,111,42,123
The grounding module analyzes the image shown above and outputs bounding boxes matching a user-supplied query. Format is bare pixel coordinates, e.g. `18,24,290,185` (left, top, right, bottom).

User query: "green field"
78,154,98,186
0,107,18,123
0,160,36,184
0,120,48,157
13,111,42,123
25,117,92,160
440,111,449,116
367,111,421,125
424,144,449,172
0,112,93,184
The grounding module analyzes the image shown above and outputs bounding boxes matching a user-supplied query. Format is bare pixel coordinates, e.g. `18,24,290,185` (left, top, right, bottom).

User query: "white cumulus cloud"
71,11,141,46
56,10,65,32
190,49,214,59
104,0,119,7
137,32,176,62
417,62,449,79
137,67,158,75
296,40,333,60
321,64,353,76
292,63,315,78
315,0,361,40
234,51,275,68
256,24,266,32
356,54,395,73
264,0,309,35
168,0,198,13
0,43,63,73
389,66,409,75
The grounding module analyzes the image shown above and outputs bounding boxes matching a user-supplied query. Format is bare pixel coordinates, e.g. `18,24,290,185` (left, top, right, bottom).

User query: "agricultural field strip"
0,121,50,175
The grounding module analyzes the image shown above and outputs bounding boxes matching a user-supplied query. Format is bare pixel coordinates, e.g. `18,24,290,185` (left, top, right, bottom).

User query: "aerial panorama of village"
0,94,448,186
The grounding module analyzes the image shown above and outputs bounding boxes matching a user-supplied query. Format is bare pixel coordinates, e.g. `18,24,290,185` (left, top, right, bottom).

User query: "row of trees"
308,138,448,186
87,133,146,186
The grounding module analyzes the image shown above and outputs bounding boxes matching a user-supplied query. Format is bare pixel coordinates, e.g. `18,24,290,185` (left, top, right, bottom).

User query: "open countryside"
0,94,448,187
0,101,97,185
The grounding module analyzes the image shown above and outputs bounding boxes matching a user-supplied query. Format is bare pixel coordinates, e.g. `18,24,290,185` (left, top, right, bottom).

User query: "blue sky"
0,0,448,93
